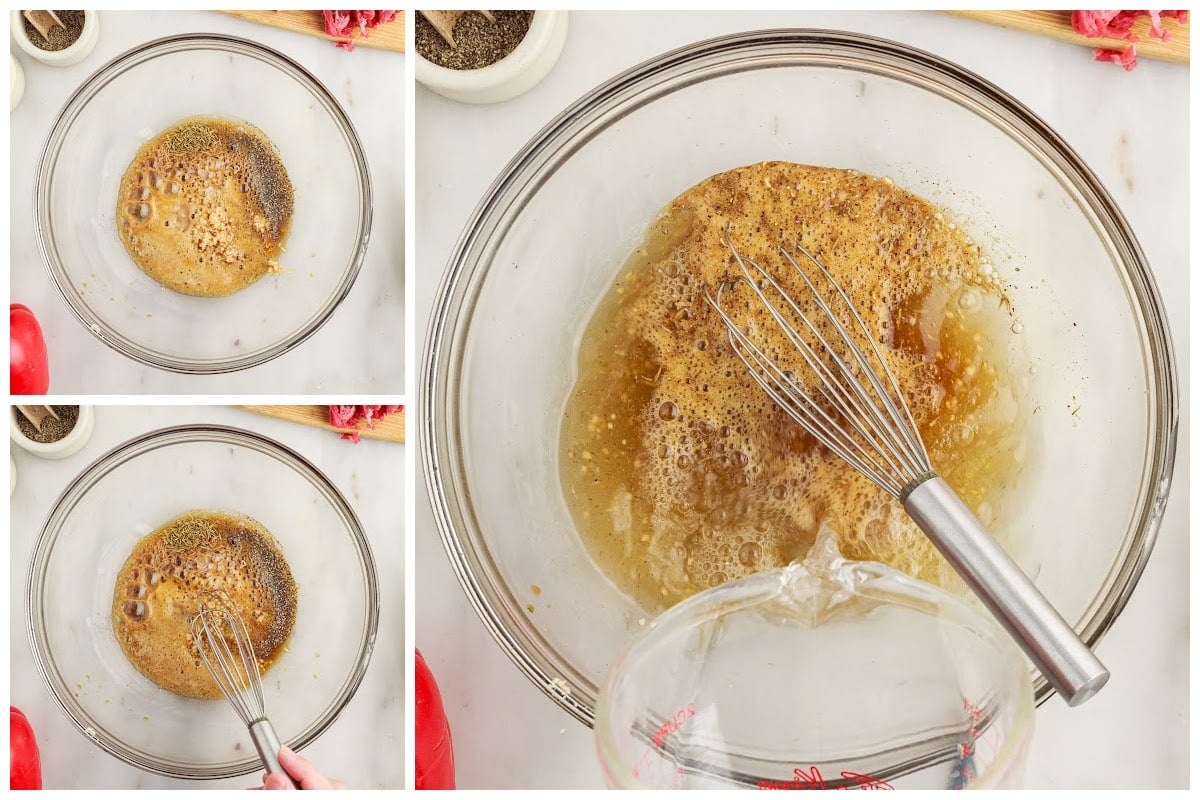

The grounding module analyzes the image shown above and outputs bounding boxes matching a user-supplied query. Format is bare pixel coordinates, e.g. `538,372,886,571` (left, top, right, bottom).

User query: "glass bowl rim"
420,27,1179,726
25,423,381,779
33,32,374,375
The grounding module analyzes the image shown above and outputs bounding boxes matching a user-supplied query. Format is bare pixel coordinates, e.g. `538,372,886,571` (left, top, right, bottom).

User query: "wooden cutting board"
238,405,406,443
221,10,405,53
946,11,1189,64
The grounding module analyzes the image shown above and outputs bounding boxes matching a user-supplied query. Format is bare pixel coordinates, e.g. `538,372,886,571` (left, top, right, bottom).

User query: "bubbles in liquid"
738,541,762,567
561,162,1029,611
123,601,148,622
116,117,295,298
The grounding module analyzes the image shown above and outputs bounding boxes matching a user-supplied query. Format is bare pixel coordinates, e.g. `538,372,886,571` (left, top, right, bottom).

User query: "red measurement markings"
953,698,994,785
652,702,696,749
630,702,696,787
757,766,894,790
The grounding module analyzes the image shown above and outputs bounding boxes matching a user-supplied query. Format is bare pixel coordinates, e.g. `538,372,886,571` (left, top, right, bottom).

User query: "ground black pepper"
22,10,85,52
416,10,533,70
14,405,79,444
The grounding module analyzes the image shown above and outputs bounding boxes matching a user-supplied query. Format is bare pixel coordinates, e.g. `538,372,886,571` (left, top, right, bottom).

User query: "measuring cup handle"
903,476,1109,706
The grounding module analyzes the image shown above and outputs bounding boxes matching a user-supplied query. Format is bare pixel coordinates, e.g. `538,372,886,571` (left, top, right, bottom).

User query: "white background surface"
10,11,405,394
9,405,404,788
415,11,1189,789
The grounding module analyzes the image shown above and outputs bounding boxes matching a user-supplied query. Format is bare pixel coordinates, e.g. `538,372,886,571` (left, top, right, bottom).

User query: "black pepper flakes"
416,10,533,70
22,10,85,52
14,405,79,444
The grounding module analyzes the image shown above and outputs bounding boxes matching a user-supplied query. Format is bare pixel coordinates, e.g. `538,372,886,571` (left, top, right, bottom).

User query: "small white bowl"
10,10,99,68
416,10,568,104
11,53,24,111
11,406,94,459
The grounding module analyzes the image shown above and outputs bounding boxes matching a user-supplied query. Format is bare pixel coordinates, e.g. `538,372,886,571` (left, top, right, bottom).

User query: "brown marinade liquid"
116,116,294,297
560,162,1028,612
111,510,298,698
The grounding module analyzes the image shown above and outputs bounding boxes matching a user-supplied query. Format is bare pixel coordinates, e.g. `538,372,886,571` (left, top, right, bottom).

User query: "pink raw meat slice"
322,10,398,51
329,404,403,442
1071,10,1188,71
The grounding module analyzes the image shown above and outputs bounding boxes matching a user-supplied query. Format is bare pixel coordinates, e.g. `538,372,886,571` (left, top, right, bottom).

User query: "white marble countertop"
415,10,1189,790
9,405,404,788
10,11,404,393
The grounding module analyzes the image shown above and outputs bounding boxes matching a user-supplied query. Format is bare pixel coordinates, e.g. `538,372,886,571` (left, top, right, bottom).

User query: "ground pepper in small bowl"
22,10,85,52
14,405,79,444
416,10,533,70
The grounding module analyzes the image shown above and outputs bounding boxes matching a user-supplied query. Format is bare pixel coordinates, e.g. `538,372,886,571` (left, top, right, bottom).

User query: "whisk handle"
249,718,297,789
903,476,1109,707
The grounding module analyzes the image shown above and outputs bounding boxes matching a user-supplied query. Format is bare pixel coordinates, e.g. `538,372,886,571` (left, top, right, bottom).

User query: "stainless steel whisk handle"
903,477,1109,707
249,718,297,789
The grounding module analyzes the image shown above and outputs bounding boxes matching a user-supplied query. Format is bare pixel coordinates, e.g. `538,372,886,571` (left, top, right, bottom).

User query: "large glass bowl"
421,31,1177,723
34,34,372,374
26,425,379,779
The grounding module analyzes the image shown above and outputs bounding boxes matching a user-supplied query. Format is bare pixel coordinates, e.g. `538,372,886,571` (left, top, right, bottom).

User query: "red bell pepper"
10,304,49,395
10,706,42,790
415,649,455,790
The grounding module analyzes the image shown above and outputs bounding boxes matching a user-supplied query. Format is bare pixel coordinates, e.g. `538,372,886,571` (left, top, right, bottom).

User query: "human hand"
260,746,346,790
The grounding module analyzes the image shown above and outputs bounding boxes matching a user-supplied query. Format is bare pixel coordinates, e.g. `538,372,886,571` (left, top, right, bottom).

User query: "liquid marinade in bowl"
112,510,297,699
561,161,1031,610
426,31,1175,721
117,117,295,297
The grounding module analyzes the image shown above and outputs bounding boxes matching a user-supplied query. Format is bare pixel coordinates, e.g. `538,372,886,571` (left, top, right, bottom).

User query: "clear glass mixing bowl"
595,540,1034,789
26,425,379,779
421,30,1177,724
34,34,372,374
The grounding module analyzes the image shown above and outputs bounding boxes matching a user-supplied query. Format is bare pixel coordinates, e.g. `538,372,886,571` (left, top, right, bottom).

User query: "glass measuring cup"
595,535,1034,789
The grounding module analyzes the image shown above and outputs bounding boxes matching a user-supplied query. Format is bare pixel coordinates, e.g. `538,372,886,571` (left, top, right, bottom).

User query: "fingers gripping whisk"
704,227,932,499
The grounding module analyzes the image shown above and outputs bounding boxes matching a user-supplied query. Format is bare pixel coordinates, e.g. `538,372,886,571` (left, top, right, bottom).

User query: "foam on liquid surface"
116,116,294,297
560,162,1029,612
111,510,298,699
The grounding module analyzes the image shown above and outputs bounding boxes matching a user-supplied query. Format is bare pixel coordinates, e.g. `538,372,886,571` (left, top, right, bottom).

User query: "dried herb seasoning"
22,10,86,52
163,514,219,550
165,123,217,154
416,10,533,70
14,405,79,444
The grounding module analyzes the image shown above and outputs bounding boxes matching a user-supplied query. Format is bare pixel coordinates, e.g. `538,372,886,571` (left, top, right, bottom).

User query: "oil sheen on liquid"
117,116,294,297
112,510,297,698
560,162,1029,612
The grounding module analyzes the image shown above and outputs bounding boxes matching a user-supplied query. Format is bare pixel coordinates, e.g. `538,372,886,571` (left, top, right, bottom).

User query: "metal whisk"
189,590,296,786
705,227,1109,706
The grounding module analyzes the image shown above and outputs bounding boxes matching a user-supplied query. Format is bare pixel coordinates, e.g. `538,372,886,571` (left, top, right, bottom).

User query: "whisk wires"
189,590,266,725
705,227,934,499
